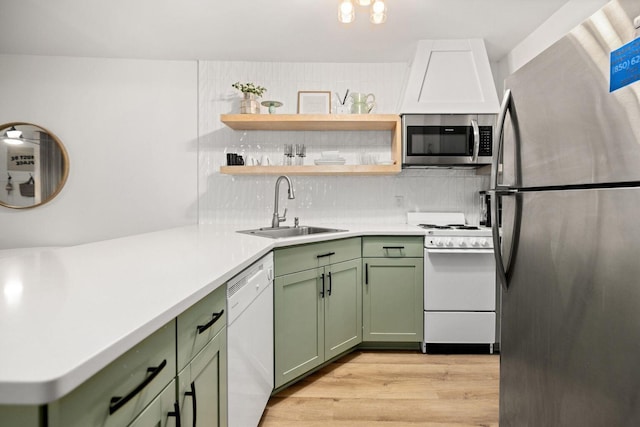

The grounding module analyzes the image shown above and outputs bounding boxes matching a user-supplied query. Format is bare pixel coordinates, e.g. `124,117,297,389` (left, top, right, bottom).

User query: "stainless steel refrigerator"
490,0,640,425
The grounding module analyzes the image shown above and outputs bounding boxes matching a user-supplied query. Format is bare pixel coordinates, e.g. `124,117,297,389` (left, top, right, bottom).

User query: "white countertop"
0,222,424,405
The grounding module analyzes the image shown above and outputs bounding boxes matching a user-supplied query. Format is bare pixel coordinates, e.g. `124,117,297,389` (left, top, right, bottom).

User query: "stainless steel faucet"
271,175,295,228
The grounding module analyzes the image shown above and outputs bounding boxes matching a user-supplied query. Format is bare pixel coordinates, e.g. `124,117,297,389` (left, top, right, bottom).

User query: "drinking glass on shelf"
295,144,306,165
283,144,293,165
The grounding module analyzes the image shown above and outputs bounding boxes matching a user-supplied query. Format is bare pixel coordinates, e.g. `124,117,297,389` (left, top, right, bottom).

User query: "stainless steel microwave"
402,114,495,167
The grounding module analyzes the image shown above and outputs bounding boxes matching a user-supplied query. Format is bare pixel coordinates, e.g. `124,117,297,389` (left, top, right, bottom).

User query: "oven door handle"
425,248,494,254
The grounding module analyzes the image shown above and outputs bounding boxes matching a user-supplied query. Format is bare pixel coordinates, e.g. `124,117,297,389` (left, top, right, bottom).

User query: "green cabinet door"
324,258,362,360
274,268,324,388
363,257,424,342
178,327,228,427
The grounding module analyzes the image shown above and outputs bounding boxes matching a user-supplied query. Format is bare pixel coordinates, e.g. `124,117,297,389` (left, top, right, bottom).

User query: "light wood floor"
259,350,499,427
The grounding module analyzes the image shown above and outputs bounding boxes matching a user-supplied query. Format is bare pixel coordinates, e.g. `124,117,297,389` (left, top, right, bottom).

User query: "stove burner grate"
455,225,480,230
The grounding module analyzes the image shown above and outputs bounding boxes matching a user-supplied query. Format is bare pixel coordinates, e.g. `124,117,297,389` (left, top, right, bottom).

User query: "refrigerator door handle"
491,89,511,189
471,119,480,163
490,188,520,292
491,89,521,292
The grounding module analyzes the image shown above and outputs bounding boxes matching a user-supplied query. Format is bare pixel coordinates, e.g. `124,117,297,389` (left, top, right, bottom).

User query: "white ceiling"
0,0,574,63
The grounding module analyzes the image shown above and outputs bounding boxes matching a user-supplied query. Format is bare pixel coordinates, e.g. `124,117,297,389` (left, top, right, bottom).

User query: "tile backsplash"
198,61,490,226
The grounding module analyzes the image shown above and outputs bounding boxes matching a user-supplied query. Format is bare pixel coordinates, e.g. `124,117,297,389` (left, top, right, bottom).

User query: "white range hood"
399,39,500,114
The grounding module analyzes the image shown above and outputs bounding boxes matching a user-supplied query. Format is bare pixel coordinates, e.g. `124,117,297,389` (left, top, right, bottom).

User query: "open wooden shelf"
219,164,399,176
220,114,400,131
219,114,402,175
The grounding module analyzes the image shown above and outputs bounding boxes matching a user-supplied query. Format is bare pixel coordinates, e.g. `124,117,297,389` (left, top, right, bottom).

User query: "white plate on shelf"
314,158,346,165
321,151,340,159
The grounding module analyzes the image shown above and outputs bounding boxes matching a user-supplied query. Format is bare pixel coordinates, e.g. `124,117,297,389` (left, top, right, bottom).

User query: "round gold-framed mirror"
0,122,69,209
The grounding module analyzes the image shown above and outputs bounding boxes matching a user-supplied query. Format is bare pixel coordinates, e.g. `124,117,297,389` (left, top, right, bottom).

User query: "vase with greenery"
232,82,267,114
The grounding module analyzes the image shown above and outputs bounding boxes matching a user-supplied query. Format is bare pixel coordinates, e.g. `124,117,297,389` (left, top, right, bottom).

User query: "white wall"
496,0,609,90
0,55,198,249
198,61,490,227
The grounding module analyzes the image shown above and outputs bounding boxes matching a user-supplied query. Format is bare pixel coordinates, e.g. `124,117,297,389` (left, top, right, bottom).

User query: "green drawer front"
128,378,177,427
48,321,176,427
362,236,423,258
275,237,361,277
177,284,227,371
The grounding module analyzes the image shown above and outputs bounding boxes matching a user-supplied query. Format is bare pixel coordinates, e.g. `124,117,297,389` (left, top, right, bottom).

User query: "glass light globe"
339,12,355,23
370,0,386,24
6,128,22,139
372,0,386,14
370,12,386,24
339,0,354,14
338,0,355,23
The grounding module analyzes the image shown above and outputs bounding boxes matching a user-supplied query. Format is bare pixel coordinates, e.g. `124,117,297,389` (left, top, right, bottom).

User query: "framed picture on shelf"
297,91,331,114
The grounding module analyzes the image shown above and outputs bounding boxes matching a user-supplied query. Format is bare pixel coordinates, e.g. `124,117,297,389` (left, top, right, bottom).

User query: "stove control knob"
481,239,490,247
458,239,467,247
470,238,479,247
435,238,444,247
445,238,454,247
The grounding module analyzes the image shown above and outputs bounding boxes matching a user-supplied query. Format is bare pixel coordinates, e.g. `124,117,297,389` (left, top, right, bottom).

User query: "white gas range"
408,212,497,354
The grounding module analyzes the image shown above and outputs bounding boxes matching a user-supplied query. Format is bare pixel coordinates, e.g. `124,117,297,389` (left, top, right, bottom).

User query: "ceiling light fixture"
338,0,355,24
3,126,24,145
6,126,22,139
370,0,387,24
338,0,387,24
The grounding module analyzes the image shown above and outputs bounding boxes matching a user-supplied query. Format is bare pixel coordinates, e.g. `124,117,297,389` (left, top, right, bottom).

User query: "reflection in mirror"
0,122,69,209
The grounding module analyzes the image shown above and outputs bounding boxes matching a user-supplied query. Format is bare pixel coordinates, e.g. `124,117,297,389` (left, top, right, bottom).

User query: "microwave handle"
470,119,480,163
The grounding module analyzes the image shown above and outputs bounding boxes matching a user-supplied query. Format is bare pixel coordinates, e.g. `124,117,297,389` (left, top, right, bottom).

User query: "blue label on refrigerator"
610,38,640,92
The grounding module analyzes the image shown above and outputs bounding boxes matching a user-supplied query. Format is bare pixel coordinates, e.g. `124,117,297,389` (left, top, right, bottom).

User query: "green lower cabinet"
363,257,423,342
1,286,229,427
0,406,43,427
274,258,362,388
177,327,228,427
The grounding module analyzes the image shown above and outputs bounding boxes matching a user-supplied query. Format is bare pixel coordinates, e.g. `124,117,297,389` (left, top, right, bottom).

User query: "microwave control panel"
479,126,492,156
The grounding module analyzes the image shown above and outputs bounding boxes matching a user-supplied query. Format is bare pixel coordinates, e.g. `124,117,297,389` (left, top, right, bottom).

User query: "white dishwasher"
227,253,274,427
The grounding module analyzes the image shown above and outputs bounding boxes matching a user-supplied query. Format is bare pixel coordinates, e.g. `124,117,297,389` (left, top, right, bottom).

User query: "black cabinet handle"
168,401,182,427
365,263,369,285
327,272,332,296
316,252,335,259
320,273,325,298
196,310,225,335
109,359,167,415
382,246,405,250
185,382,197,427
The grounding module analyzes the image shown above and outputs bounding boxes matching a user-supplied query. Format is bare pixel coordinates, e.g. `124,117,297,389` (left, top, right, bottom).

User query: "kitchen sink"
237,226,347,239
